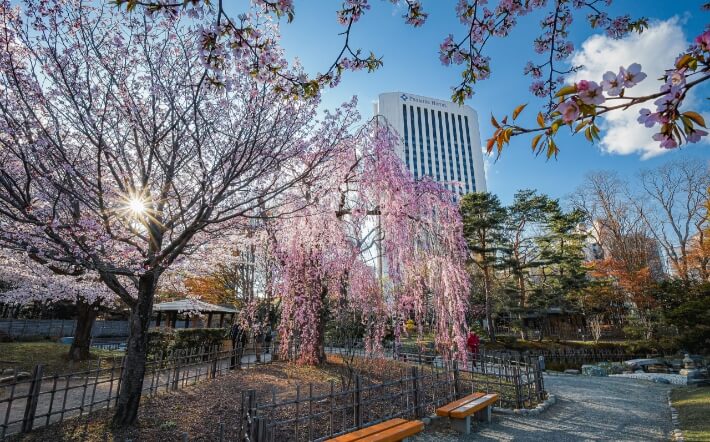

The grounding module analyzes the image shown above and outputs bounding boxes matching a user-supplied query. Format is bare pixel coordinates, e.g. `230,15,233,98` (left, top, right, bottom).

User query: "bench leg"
475,406,492,423
450,415,471,434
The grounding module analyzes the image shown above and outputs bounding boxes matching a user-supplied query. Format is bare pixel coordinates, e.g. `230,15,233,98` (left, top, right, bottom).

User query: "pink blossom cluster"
636,30,710,148
555,63,647,123
0,0,349,312
266,119,470,364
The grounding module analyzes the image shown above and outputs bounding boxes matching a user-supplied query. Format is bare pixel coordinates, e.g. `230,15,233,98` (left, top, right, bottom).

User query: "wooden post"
219,313,225,328
354,375,362,428
211,345,219,379
21,364,44,433
172,350,181,391
171,311,178,328
411,366,422,418
184,315,190,329
535,357,545,401
247,390,257,441
513,364,522,409
207,312,213,328
453,360,460,398
156,311,162,327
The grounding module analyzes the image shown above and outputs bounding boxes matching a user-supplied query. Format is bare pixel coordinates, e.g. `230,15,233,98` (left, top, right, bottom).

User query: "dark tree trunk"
111,274,157,427
483,267,496,342
309,286,328,365
68,298,97,361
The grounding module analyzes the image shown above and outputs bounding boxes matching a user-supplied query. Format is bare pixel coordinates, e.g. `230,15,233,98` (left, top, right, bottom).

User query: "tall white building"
376,92,487,194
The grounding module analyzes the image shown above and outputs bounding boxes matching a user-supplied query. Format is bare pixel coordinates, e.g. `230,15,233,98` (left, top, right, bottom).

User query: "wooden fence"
1,340,546,441
485,347,647,370
0,341,274,440
326,343,545,410
240,353,545,441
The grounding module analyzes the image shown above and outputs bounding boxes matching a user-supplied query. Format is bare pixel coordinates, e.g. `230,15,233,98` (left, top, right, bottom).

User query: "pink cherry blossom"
576,80,605,105
557,99,580,123
695,29,710,52
600,70,622,95
619,63,647,88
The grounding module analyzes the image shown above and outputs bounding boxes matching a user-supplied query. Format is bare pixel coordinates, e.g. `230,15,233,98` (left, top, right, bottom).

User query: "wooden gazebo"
153,299,237,329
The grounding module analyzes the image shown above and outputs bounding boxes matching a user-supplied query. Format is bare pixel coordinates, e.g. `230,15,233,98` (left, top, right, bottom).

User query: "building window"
416,107,424,177
457,115,469,188
402,105,410,168
410,105,417,176
444,112,454,182
424,108,432,177
464,115,476,192
451,114,462,182
430,110,440,180
438,111,447,181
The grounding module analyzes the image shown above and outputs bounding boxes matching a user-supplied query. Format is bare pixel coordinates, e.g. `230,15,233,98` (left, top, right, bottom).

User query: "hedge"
147,327,227,359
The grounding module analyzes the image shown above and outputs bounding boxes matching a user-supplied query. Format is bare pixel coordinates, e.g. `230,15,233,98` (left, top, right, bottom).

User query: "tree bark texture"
483,267,496,342
67,298,98,361
111,274,157,427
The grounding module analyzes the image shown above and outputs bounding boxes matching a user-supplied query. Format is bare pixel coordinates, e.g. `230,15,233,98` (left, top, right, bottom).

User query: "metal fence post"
21,364,44,433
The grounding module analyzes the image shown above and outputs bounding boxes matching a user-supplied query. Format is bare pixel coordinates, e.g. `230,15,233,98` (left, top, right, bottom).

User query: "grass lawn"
671,386,710,442
0,341,123,376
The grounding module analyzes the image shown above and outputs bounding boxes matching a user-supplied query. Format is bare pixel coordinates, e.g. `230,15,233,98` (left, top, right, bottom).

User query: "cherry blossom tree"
0,249,115,360
270,121,470,364
0,0,354,425
156,117,471,366
121,0,709,154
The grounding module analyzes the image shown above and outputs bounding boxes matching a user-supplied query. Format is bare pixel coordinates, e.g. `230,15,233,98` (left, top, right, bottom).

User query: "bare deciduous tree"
634,159,710,282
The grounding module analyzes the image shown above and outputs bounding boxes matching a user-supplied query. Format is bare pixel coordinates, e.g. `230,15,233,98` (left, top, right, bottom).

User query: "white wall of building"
376,92,487,194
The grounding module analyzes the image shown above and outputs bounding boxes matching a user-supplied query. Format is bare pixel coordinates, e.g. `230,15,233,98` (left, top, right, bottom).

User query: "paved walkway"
412,374,673,441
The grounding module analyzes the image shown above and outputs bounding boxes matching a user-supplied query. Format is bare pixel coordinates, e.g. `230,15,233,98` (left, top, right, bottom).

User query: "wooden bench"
326,418,424,442
436,392,499,434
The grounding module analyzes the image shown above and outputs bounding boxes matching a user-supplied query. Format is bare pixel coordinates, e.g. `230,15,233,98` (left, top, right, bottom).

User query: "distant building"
376,92,487,195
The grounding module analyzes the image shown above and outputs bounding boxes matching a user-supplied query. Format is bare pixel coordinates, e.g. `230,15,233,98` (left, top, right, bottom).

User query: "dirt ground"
11,355,412,442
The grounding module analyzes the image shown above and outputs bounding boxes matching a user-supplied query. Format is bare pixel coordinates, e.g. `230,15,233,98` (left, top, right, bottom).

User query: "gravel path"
412,374,673,441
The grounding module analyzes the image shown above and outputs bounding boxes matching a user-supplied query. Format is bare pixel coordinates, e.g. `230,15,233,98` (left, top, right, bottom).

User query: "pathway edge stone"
667,390,685,442
492,393,557,417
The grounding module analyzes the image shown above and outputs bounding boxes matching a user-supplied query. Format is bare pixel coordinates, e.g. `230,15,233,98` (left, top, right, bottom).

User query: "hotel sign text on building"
400,94,447,109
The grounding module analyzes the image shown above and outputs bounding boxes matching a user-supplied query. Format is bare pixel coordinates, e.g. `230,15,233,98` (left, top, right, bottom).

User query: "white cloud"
571,18,690,159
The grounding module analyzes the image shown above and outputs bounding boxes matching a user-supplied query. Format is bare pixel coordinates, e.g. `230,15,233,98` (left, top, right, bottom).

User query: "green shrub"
499,335,518,346
174,328,225,350
147,328,226,359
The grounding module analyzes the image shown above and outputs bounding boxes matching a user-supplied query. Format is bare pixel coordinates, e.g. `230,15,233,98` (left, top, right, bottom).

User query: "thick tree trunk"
68,299,97,361
111,274,156,427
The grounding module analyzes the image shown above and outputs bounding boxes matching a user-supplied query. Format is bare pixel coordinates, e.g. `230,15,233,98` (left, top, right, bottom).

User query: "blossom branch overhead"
490,30,710,158
116,0,706,156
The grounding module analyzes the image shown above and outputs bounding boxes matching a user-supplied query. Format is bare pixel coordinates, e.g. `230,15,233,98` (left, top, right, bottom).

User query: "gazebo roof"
153,299,237,313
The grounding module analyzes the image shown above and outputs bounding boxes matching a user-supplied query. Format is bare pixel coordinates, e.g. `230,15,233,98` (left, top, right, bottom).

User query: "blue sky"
234,1,709,205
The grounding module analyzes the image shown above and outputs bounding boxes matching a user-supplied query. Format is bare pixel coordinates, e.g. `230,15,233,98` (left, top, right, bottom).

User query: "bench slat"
360,420,425,442
449,393,499,419
326,418,409,442
436,392,485,417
